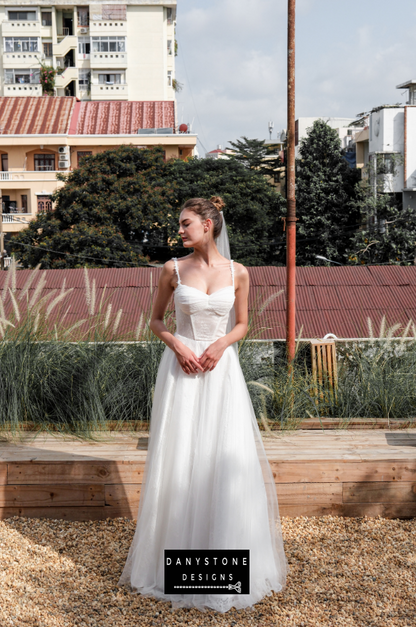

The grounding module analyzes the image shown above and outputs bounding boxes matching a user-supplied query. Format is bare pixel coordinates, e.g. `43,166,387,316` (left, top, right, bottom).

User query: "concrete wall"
295,117,355,158
126,5,174,101
405,106,416,190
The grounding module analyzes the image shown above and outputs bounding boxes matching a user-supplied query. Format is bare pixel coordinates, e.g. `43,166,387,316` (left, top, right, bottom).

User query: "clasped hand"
174,339,226,375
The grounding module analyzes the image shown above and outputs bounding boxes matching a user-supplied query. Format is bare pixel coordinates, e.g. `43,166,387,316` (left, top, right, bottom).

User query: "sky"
175,0,416,155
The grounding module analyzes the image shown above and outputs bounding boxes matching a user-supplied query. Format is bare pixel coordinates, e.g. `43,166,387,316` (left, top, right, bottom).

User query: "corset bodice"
172,258,235,341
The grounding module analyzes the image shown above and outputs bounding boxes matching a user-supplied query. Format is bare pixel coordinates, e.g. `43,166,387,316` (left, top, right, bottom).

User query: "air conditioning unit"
58,158,70,168
80,27,88,33
58,145,69,155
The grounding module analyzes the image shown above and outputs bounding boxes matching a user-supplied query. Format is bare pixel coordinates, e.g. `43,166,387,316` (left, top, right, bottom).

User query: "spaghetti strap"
172,257,181,285
230,259,235,290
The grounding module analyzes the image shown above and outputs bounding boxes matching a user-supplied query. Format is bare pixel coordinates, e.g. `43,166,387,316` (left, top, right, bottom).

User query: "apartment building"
0,1,177,101
0,96,196,242
353,80,416,211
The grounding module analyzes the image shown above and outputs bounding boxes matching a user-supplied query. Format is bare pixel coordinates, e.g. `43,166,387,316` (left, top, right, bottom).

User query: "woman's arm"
198,263,249,371
149,260,204,375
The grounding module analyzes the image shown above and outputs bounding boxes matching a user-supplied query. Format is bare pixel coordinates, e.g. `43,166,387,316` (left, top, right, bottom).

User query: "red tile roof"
0,97,175,136
0,96,75,135
73,100,175,135
1,266,416,340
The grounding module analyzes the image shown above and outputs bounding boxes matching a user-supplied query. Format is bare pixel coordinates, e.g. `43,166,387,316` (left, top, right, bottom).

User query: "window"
1,154,8,172
98,73,121,84
43,42,52,57
4,37,39,52
8,11,36,20
78,37,90,56
167,39,172,55
92,36,126,53
167,8,173,24
34,154,55,171
167,70,172,86
77,151,92,167
41,12,52,26
37,195,52,212
21,195,28,212
79,69,90,87
4,69,40,84
77,7,89,27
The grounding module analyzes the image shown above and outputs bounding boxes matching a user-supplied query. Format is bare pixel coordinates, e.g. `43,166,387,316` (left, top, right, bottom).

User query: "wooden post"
310,339,338,404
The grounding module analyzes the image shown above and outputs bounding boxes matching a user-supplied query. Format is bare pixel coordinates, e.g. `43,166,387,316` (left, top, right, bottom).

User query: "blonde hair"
181,196,225,238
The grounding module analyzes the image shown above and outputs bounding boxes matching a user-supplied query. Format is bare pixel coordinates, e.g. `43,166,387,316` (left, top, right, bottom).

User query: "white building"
0,1,177,101
205,145,234,160
354,80,416,210
295,116,357,158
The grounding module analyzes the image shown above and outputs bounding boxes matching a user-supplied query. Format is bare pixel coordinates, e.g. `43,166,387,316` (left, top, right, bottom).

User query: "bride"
118,196,289,613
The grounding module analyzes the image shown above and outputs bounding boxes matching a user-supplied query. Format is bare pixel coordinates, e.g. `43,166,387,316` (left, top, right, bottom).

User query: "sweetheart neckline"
175,283,234,297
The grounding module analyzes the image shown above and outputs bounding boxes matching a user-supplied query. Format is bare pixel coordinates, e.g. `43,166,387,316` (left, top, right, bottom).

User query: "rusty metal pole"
0,197,4,271
286,0,296,365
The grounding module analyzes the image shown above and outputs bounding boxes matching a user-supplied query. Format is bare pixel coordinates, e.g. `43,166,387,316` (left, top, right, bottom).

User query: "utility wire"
9,240,141,267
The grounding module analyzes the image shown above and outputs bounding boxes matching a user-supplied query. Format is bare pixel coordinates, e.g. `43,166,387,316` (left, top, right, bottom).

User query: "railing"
2,213,32,223
1,21,41,34
0,170,58,181
4,84,42,95
90,52,127,66
91,83,128,99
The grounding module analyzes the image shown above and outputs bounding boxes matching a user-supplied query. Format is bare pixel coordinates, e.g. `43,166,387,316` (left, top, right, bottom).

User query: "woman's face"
178,209,211,247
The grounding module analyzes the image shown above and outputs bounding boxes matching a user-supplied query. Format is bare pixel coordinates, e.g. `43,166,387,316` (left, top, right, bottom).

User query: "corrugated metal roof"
75,101,175,135
0,97,75,135
1,266,416,340
0,97,175,136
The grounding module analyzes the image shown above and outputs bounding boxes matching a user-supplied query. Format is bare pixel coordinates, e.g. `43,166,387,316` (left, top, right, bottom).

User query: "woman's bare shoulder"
232,261,249,285
158,259,177,289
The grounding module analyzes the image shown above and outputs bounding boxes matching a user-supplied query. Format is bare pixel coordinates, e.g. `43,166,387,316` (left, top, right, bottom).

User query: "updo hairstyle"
181,196,225,239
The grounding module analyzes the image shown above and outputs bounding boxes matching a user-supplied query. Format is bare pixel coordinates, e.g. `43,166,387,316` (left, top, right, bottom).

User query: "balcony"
91,83,128,100
2,52,41,68
53,35,77,58
89,21,127,35
55,67,78,89
2,213,32,224
3,84,42,96
90,52,127,68
0,170,60,182
1,21,41,36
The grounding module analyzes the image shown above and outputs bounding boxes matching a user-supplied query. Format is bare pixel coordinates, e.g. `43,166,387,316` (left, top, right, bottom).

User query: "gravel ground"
0,515,415,627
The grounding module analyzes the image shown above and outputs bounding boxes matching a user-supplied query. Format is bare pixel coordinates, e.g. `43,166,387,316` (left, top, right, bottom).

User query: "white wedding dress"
118,257,289,613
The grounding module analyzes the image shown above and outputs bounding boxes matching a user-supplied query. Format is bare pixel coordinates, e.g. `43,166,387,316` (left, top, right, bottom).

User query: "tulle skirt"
118,333,289,613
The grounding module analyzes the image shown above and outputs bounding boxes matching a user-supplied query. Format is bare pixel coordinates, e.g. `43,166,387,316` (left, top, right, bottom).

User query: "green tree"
347,154,416,265
10,146,287,268
227,136,282,180
295,119,361,265
10,145,177,269
164,156,286,266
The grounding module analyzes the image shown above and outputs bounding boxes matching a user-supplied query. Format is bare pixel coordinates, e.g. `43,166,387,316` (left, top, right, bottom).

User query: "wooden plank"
107,483,343,509
269,460,416,483
7,461,145,485
105,483,142,508
0,485,104,507
344,481,416,503
275,482,342,504
0,464,7,485
0,506,135,522
279,502,416,519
